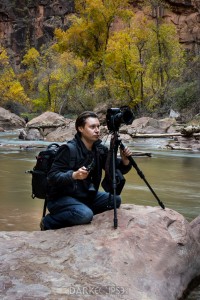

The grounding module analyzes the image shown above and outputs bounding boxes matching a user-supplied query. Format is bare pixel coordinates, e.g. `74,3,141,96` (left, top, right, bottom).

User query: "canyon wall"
0,0,199,64
164,0,200,52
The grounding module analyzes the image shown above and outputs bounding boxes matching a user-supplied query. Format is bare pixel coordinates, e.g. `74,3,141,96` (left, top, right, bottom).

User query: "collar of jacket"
74,133,102,153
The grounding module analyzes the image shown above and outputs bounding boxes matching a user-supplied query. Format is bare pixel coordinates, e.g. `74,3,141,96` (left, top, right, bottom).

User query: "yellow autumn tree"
104,14,152,108
0,47,29,106
104,9,185,110
21,45,89,113
20,47,40,96
19,0,185,114
55,0,132,60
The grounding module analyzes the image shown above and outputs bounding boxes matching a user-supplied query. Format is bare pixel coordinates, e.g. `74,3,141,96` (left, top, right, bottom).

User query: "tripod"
109,132,165,229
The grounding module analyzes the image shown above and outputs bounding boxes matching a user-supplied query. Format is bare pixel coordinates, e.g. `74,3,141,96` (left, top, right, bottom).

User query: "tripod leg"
42,198,47,218
120,142,165,209
112,144,118,228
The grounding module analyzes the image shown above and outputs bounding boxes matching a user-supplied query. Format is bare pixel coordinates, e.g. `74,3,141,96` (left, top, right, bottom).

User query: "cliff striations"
0,0,75,63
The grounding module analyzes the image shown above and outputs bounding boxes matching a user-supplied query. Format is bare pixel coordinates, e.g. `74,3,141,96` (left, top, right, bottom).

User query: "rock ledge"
0,204,200,300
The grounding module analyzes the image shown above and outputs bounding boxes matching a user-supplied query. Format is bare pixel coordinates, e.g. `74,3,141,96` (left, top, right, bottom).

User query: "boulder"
45,119,76,142
125,117,177,135
0,204,199,300
25,111,73,141
0,107,26,130
26,128,44,141
26,111,67,129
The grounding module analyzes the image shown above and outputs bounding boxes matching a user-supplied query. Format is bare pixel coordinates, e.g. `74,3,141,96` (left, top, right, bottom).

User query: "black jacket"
47,134,131,202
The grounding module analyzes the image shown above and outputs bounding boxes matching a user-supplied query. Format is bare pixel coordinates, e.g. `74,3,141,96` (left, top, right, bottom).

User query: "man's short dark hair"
75,111,99,134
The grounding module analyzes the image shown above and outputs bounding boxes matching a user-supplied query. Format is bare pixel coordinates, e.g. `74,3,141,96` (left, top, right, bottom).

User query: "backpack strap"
66,141,77,169
54,141,77,169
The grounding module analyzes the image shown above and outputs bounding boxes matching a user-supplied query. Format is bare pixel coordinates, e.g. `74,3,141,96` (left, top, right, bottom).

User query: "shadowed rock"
0,107,25,130
0,204,199,300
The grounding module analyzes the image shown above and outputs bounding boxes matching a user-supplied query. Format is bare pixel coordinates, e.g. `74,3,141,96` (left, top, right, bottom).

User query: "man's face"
78,117,100,144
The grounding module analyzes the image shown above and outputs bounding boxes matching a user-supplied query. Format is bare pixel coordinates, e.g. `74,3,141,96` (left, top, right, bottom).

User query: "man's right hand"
72,166,89,180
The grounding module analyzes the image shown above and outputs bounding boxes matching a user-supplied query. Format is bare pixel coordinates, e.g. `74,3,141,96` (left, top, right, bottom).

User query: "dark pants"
43,191,121,230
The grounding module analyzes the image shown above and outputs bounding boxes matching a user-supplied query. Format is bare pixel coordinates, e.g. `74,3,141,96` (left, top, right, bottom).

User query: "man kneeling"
41,111,132,230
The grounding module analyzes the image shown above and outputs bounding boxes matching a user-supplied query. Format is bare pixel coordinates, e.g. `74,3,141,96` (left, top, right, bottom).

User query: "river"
0,130,200,299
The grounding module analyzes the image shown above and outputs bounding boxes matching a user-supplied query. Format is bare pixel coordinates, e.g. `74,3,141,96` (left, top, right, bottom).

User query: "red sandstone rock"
0,204,199,299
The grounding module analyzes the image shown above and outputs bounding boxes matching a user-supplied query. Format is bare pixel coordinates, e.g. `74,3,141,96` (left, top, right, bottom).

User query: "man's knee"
107,195,121,209
73,206,93,225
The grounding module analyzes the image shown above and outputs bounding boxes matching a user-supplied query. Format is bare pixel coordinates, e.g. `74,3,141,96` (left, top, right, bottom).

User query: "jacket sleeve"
102,143,132,175
117,158,132,174
47,145,75,186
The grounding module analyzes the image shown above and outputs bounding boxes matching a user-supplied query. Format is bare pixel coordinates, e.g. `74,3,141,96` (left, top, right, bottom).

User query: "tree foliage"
0,47,29,107
51,0,185,113
0,0,190,117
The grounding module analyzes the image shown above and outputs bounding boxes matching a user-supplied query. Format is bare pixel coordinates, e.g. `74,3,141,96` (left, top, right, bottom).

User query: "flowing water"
0,131,200,299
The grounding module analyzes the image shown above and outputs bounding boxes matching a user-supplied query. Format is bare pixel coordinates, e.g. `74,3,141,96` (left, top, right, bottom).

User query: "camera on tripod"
106,106,134,132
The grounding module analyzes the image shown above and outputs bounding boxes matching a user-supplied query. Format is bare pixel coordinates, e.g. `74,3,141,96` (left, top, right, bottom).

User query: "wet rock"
18,129,27,140
0,204,199,300
167,135,200,151
26,128,44,141
190,215,200,243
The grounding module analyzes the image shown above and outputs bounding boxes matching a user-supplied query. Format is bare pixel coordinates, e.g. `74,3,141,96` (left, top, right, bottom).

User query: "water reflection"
0,146,200,230
123,151,200,222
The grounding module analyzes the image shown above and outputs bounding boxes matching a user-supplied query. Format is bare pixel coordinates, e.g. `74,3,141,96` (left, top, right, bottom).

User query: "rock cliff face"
164,0,200,52
0,0,75,64
0,0,199,63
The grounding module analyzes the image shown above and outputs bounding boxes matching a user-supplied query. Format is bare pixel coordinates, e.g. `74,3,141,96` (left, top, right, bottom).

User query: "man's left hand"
120,146,132,165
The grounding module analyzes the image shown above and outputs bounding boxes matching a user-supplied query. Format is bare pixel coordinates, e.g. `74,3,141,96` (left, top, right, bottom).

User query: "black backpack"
30,143,60,199
27,142,76,217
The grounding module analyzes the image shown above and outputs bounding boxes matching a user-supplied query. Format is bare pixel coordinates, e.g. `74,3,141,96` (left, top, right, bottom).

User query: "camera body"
106,106,134,132
85,158,95,172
